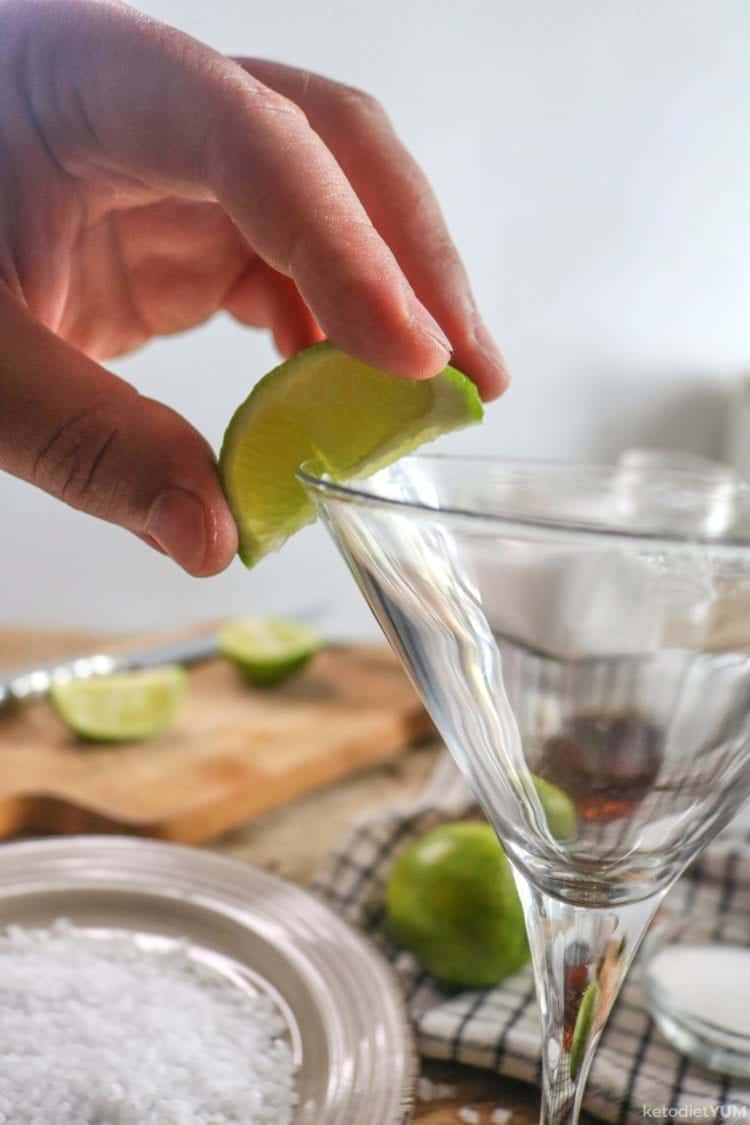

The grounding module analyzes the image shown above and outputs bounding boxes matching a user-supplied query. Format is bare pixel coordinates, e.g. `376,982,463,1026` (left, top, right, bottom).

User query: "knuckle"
208,77,311,180
428,231,464,274
286,216,381,288
33,404,122,513
328,268,402,331
337,83,387,125
242,81,309,128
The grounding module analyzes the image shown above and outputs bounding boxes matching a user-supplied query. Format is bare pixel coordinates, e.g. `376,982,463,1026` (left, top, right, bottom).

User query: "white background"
2,0,749,640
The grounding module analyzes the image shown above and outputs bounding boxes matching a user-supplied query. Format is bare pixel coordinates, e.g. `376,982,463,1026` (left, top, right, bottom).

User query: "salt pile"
0,919,297,1125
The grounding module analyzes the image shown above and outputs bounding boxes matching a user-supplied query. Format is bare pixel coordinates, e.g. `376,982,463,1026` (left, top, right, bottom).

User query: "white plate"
0,836,415,1124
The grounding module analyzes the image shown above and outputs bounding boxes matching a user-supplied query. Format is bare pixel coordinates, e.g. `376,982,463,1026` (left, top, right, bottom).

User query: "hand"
0,0,508,575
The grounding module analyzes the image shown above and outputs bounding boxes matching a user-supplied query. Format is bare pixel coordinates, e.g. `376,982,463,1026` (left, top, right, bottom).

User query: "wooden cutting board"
0,630,432,843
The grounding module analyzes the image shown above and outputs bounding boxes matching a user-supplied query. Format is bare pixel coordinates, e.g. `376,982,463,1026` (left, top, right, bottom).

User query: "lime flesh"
218,618,320,687
386,821,529,988
219,341,483,566
49,666,186,742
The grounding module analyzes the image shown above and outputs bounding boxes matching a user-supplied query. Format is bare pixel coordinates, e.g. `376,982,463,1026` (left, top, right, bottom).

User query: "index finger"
37,1,452,380
236,59,509,400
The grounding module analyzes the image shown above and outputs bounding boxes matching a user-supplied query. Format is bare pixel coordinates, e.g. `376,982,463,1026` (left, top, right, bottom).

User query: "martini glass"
298,456,750,1125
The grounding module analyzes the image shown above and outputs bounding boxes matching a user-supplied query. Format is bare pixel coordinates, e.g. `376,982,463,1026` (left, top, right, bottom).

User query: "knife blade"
0,633,220,710
0,604,329,711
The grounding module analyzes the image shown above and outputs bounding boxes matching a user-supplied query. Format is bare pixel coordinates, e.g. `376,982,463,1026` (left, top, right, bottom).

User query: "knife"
0,634,219,711
0,605,329,711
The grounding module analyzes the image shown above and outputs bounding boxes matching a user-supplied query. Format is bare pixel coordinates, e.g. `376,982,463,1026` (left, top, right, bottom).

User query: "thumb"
0,295,238,576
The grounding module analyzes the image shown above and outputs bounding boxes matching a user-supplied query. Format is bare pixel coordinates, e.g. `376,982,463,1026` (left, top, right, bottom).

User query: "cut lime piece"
569,979,600,1080
218,618,320,687
219,341,483,566
532,775,577,842
49,666,186,742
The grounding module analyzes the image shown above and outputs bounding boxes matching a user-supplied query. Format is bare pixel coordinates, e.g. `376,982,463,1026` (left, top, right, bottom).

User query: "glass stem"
512,868,665,1125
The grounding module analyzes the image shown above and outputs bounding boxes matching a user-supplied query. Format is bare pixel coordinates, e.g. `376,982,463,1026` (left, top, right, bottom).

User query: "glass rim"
296,453,750,549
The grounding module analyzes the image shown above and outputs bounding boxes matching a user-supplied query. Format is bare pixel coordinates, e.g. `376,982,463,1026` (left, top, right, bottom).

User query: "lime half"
219,341,483,566
50,666,186,742
218,618,320,686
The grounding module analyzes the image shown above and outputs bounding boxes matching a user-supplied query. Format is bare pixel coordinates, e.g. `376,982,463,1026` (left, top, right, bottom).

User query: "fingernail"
141,534,167,556
145,487,207,574
409,300,452,358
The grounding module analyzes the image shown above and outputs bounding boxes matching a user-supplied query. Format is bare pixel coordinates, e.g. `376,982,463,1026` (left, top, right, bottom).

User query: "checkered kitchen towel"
315,754,750,1123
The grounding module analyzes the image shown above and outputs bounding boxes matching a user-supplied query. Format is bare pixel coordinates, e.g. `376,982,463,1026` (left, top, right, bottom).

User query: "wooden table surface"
0,628,555,1124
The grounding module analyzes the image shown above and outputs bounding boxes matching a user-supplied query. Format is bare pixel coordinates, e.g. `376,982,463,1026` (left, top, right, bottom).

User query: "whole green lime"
386,821,529,988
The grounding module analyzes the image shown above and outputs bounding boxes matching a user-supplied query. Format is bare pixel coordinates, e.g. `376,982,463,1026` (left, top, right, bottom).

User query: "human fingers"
223,257,326,358
236,58,509,400
0,292,237,576
12,0,451,379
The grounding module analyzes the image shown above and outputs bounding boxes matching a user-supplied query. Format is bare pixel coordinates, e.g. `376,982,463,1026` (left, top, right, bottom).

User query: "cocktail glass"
298,455,750,1125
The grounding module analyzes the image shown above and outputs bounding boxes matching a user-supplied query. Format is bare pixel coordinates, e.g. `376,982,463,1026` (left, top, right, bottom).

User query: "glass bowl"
641,915,750,1077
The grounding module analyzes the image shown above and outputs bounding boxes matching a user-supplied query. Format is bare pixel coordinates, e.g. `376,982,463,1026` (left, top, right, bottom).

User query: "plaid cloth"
314,754,750,1123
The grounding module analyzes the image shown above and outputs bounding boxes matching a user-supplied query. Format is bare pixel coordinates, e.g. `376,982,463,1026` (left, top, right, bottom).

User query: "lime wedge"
569,979,600,1080
218,618,320,687
219,341,483,566
532,775,577,842
50,666,186,742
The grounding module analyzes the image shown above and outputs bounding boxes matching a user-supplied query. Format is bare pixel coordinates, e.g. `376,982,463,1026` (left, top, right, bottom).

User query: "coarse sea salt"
0,919,297,1125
